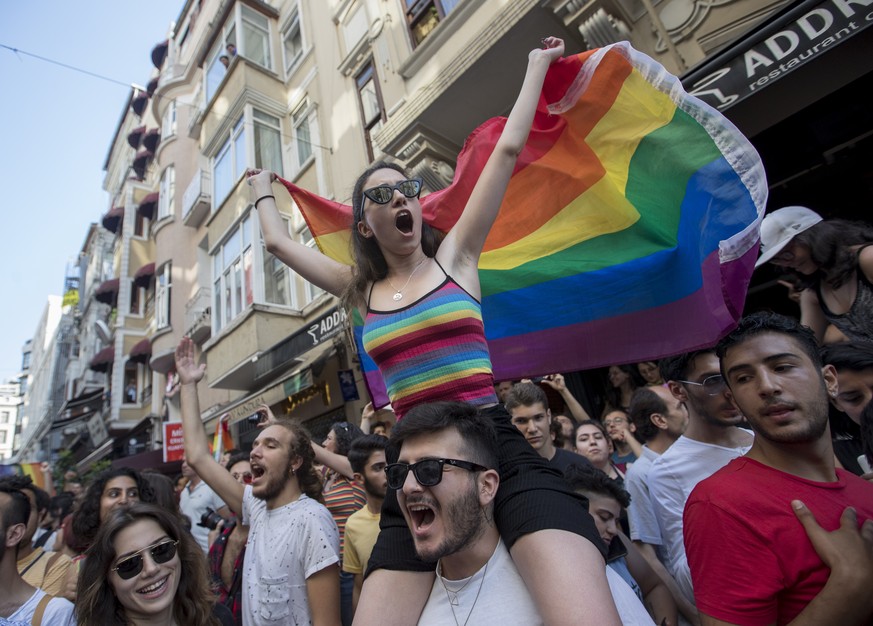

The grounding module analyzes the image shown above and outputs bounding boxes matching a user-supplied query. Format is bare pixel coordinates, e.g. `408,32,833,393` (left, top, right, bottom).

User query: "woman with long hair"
575,420,625,483
246,37,619,625
76,503,230,626
603,364,646,415
756,206,873,342
71,467,156,552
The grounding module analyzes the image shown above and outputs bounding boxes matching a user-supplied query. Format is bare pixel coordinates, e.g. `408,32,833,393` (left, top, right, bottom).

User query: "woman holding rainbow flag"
246,36,623,626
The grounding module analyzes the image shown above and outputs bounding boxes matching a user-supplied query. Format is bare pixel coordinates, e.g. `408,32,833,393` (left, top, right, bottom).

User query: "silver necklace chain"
438,558,488,626
386,256,428,301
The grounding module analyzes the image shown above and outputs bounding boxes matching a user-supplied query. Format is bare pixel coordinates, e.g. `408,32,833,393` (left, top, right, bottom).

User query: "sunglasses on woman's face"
362,179,422,205
112,539,178,580
232,471,253,484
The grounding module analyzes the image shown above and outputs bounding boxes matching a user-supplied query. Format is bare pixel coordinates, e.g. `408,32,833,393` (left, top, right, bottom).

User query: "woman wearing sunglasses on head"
76,503,234,626
246,36,620,626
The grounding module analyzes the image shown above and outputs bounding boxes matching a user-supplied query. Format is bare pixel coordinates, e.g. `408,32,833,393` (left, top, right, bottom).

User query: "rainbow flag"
0,463,49,489
212,418,234,463
279,43,767,408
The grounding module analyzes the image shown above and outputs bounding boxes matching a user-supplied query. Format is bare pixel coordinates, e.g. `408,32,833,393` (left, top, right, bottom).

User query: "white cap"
755,206,823,267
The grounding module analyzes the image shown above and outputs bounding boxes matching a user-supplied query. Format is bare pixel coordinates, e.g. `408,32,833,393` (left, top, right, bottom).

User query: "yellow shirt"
17,547,74,598
342,506,380,575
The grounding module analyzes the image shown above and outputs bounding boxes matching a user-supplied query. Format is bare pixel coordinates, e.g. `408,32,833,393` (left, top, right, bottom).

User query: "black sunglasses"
362,179,422,205
385,458,489,490
112,539,178,580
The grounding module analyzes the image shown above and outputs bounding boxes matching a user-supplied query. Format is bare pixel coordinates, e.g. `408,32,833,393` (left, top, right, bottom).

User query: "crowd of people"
3,35,873,626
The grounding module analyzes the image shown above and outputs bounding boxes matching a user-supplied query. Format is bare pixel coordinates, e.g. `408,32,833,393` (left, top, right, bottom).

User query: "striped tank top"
362,263,498,420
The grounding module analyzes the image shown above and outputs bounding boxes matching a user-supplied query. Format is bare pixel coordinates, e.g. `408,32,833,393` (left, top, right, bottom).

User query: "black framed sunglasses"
111,539,178,580
362,179,422,205
677,374,727,396
385,458,489,490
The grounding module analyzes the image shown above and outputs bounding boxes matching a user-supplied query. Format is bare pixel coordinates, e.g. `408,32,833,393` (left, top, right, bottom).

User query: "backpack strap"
32,593,52,626
19,549,46,576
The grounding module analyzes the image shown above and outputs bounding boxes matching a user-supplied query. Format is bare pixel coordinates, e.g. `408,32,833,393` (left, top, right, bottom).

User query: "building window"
263,217,293,308
0,431,6,445
282,10,304,74
134,211,148,237
291,100,313,169
0,411,8,424
158,166,175,220
213,117,246,204
300,226,324,304
213,110,282,206
355,62,385,161
161,100,177,139
156,263,172,330
123,361,139,405
205,5,273,102
213,215,254,332
253,110,283,172
130,281,142,315
405,0,462,47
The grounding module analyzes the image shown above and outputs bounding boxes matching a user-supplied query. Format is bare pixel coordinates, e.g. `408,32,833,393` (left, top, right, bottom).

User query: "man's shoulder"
346,505,379,527
550,447,590,471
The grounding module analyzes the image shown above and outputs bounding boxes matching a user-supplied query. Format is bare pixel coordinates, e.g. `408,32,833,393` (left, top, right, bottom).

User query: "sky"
0,1,183,382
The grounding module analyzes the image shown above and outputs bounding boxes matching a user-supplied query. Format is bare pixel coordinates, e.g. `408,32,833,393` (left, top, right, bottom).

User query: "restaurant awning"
133,262,156,287
127,125,146,150
151,40,168,69
94,278,120,306
89,346,115,372
128,338,152,363
132,149,153,179
142,128,161,153
131,91,149,117
101,206,124,233
146,76,160,97
137,192,160,220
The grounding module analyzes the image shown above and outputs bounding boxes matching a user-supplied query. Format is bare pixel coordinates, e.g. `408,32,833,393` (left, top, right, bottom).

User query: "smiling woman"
75,503,232,626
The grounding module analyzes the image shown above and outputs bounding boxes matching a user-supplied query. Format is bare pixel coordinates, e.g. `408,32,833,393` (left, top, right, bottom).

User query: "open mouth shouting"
250,462,266,485
395,209,414,235
405,497,438,537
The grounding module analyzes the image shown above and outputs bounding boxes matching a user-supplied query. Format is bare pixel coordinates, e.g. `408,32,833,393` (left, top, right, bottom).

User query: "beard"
253,457,295,501
363,476,386,500
754,383,831,444
414,482,486,563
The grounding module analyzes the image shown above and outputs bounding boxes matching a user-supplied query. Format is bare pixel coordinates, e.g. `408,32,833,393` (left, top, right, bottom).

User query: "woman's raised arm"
247,169,353,297
440,37,565,281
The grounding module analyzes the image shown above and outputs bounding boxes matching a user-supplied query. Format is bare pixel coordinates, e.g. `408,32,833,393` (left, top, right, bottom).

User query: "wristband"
254,195,275,209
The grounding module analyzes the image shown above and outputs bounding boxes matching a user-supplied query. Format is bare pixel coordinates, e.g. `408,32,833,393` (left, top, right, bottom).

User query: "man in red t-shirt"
684,311,873,626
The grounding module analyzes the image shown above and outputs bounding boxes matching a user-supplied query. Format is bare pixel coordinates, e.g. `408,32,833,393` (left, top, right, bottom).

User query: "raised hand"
174,337,206,385
531,36,565,64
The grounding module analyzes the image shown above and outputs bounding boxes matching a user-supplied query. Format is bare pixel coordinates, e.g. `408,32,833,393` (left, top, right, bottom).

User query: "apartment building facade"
24,0,868,467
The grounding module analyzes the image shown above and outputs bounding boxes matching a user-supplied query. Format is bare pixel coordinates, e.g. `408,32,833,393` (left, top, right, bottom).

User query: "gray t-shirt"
1,589,76,626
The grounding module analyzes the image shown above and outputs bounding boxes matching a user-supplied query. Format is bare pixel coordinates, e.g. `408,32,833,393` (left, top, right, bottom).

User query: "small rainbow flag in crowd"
279,43,767,408
0,462,49,489
212,418,234,463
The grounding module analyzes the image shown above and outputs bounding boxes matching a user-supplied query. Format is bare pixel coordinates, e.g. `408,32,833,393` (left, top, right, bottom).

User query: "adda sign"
687,0,872,110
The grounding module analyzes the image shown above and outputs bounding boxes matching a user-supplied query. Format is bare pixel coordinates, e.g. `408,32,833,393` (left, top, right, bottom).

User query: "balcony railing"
182,169,212,227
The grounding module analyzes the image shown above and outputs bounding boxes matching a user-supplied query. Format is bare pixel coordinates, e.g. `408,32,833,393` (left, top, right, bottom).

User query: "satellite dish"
95,320,112,344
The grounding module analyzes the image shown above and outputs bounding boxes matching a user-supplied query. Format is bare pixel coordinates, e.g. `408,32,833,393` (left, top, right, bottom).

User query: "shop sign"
87,413,109,447
163,422,185,463
686,0,873,110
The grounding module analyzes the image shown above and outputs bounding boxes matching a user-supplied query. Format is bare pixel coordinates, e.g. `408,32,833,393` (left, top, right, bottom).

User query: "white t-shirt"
419,538,542,625
241,486,340,626
625,445,663,547
1,588,76,626
605,565,656,626
648,433,753,604
180,478,228,552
